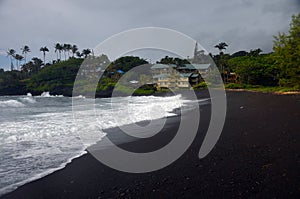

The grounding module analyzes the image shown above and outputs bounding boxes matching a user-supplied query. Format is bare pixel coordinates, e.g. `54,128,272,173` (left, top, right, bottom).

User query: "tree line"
6,43,93,71
0,13,299,96
211,13,300,89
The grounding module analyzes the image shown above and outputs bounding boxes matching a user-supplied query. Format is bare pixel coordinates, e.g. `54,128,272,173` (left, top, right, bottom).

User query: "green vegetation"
273,14,300,88
1,13,299,96
0,70,27,95
157,56,190,65
193,82,208,89
227,53,278,86
113,84,155,96
107,56,148,72
213,13,300,92
26,58,83,95
0,55,154,97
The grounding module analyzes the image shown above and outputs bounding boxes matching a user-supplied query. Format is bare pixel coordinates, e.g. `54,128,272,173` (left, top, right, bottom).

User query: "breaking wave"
0,100,25,108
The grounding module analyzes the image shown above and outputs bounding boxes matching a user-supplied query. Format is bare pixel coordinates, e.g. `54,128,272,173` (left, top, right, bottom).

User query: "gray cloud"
0,0,299,69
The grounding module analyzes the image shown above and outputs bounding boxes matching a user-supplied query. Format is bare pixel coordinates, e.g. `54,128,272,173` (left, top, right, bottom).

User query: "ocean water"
0,92,204,196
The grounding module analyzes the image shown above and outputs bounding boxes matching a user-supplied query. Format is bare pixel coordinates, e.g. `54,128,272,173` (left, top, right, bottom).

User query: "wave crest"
0,100,25,108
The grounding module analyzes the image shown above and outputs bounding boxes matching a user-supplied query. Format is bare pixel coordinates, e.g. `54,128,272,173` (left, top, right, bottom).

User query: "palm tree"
14,54,24,70
54,43,63,61
214,42,229,76
62,44,72,60
76,51,82,58
62,44,67,60
65,44,72,58
71,45,78,57
214,42,228,54
7,49,16,70
82,49,91,58
32,57,43,67
40,46,49,65
21,45,30,64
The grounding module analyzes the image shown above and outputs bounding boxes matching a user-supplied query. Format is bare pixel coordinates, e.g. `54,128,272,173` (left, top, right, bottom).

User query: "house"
151,64,177,76
151,64,177,89
151,64,204,90
152,73,170,88
177,73,191,88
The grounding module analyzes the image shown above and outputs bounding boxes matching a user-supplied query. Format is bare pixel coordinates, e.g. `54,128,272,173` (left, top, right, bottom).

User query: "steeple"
194,42,198,58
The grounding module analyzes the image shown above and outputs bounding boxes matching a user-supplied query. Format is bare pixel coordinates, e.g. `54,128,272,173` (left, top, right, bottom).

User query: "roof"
180,73,192,78
179,63,211,70
151,64,169,69
153,74,169,79
169,64,177,68
151,64,176,69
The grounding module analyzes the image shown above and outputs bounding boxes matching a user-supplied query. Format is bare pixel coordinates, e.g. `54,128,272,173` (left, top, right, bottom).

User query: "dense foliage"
227,53,278,86
0,56,154,97
224,13,300,89
273,13,300,88
1,13,299,95
26,58,83,96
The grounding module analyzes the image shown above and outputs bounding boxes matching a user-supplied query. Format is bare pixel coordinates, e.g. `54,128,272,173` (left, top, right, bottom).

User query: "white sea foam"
0,100,25,108
0,94,207,196
40,91,51,97
72,95,86,99
0,150,87,196
19,96,36,104
40,91,63,98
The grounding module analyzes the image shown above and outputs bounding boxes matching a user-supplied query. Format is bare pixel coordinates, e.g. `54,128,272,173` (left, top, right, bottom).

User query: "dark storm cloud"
0,0,299,69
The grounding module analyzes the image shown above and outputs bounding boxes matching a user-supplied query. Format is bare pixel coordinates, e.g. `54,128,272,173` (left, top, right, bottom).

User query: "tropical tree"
32,57,43,68
157,56,189,65
249,48,262,57
214,42,229,74
82,49,91,58
21,57,43,75
273,13,300,88
21,45,30,64
62,44,71,60
7,48,16,71
231,50,249,58
76,51,83,58
65,44,72,58
54,43,63,61
214,42,228,54
21,61,33,73
228,54,278,86
62,44,67,60
14,54,24,70
40,46,49,65
71,45,78,57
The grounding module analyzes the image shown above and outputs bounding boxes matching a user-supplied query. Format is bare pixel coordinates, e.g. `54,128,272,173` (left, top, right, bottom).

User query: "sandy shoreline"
1,91,300,198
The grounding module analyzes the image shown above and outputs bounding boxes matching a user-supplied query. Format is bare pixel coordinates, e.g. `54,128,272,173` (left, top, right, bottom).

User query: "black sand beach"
1,91,300,198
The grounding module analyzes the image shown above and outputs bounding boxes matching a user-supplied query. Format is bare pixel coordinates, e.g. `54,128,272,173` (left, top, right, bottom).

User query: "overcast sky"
0,0,299,69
